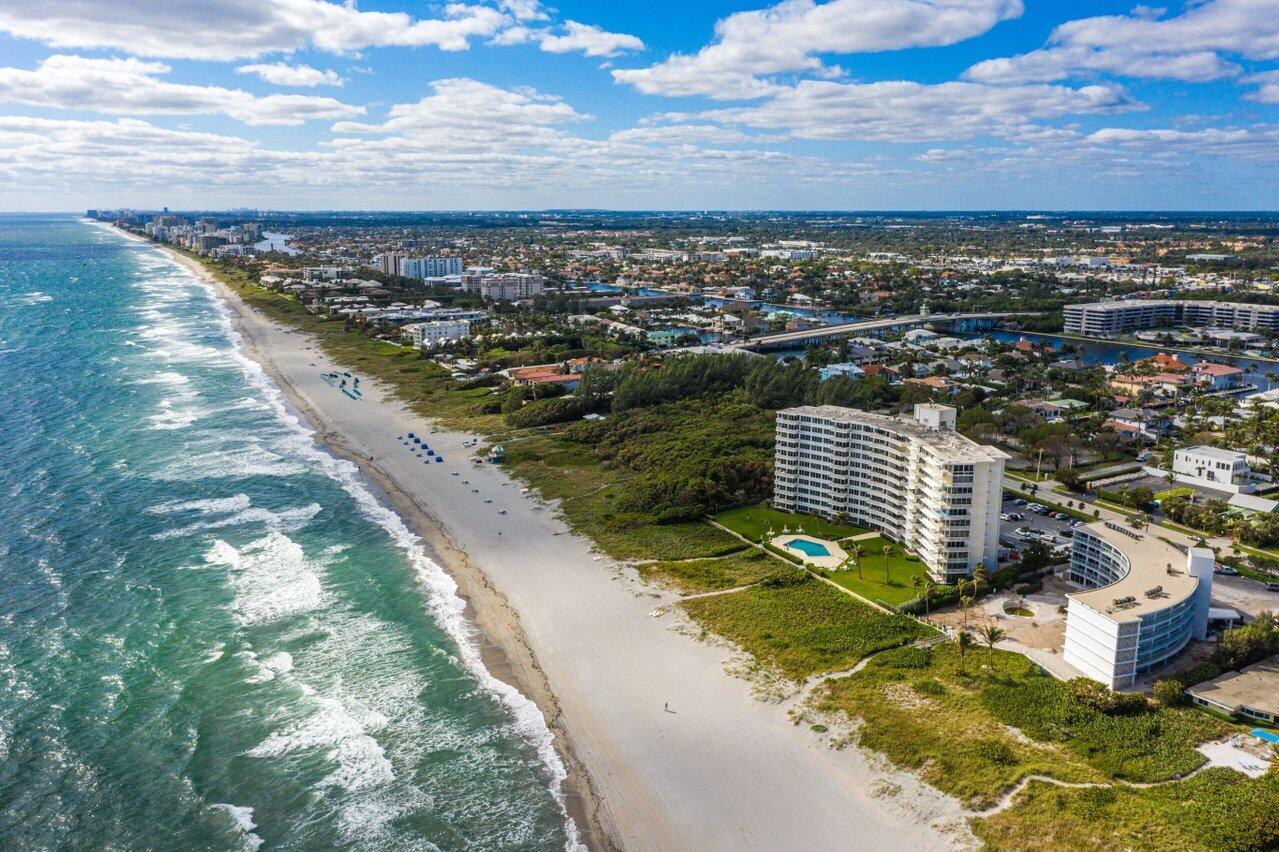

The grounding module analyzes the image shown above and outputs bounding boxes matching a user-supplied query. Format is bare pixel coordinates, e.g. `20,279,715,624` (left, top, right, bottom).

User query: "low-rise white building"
1064,522,1214,689
773,404,1007,582
1173,445,1255,493
403,319,471,348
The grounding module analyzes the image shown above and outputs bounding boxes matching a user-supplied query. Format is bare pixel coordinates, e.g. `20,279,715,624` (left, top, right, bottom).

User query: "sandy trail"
164,245,968,851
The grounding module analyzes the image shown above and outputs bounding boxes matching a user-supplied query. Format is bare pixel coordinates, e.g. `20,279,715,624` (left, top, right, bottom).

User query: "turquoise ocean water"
0,216,576,849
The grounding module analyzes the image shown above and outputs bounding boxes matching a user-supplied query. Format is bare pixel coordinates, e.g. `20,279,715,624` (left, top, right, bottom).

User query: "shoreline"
153,239,609,848
130,230,968,851
1000,326,1279,366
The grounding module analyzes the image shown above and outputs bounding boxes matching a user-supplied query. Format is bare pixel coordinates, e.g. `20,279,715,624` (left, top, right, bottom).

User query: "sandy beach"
159,243,969,850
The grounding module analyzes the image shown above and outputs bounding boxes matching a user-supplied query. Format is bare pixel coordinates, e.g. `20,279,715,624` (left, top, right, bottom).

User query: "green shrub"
912,679,947,697
760,568,811,589
874,646,933,669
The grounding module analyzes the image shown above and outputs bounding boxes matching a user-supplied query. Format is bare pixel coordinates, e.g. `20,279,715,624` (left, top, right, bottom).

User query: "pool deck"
773,534,847,570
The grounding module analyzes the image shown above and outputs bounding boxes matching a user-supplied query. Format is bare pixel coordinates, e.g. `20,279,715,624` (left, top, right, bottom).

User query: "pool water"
786,538,831,557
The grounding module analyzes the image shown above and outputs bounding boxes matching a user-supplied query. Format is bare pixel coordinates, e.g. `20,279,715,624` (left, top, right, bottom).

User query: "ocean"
0,216,576,850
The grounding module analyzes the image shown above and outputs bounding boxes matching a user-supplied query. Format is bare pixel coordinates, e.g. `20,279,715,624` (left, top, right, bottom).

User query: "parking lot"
999,493,1084,553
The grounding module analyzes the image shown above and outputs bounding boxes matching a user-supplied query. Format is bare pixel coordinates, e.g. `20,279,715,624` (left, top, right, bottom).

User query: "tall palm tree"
955,630,975,676
882,543,897,584
979,625,1006,669
921,577,934,616
973,563,989,593
960,594,974,628
849,543,864,579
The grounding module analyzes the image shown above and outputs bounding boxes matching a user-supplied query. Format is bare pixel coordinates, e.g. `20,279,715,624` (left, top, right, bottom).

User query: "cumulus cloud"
965,0,1279,84
613,0,1024,99
0,55,364,125
0,0,510,60
331,77,586,139
235,62,344,87
1244,70,1279,103
695,79,1138,141
538,21,644,57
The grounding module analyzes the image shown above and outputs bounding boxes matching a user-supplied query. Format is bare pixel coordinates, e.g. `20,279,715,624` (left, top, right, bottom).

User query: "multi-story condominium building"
398,256,463,279
478,272,545,301
1172,445,1257,494
1064,521,1214,689
773,404,1007,582
403,318,471,349
1064,299,1279,338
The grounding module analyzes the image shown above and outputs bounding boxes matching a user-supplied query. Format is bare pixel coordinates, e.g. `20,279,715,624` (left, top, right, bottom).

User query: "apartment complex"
1064,299,1279,338
1064,522,1214,689
466,272,545,301
773,404,1007,582
373,254,462,279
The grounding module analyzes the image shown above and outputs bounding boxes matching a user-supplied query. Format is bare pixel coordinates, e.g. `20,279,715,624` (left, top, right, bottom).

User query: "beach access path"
181,254,966,851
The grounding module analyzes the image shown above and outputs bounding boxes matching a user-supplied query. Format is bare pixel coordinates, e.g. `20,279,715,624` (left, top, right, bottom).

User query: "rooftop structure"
1187,656,1279,725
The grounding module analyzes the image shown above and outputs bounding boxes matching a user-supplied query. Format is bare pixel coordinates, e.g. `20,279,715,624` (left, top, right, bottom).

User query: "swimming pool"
1252,728,1279,744
786,538,831,557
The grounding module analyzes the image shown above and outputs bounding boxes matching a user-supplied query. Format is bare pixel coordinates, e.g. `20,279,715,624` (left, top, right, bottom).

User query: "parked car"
1061,529,1075,538
1214,566,1239,576
1000,513,1014,522
1013,498,1028,507
1265,581,1279,592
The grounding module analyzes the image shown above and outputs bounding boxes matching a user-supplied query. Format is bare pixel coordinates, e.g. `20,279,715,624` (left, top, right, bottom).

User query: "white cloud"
612,0,1023,99
499,0,549,21
235,62,344,87
537,21,644,57
697,79,1138,141
0,55,364,125
1244,70,1279,103
0,0,510,60
965,0,1279,84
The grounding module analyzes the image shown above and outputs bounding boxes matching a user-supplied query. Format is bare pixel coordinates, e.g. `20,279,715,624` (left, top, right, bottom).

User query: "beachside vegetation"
681,574,933,680
636,550,782,594
812,643,1229,810
973,769,1279,852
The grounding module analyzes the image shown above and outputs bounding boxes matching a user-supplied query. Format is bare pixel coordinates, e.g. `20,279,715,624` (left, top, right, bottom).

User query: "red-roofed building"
1140,352,1191,373
1192,361,1246,390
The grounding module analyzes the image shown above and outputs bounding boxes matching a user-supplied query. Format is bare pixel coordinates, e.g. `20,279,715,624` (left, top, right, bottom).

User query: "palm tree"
849,543,864,579
911,574,923,603
979,625,1006,669
955,630,975,676
973,563,989,593
882,543,897,584
921,576,934,616
960,594,974,628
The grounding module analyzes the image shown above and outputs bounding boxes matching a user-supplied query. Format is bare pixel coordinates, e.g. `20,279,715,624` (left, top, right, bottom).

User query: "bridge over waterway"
744,312,1040,351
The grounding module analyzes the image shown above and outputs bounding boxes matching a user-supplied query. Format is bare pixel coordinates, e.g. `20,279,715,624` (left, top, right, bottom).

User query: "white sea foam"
152,502,321,540
148,494,253,515
205,532,329,626
211,803,264,852
142,238,584,850
248,691,394,791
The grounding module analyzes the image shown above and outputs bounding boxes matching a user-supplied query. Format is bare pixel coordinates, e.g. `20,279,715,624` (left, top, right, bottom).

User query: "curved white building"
773,404,1006,582
1064,521,1214,689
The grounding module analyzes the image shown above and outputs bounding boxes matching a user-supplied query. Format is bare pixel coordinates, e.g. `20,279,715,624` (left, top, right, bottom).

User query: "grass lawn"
636,550,783,594
682,575,933,681
712,504,872,542
973,769,1279,852
823,537,930,606
813,643,1229,810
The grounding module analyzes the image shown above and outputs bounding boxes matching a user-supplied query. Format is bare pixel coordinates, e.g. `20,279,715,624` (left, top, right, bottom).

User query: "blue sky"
0,0,1276,210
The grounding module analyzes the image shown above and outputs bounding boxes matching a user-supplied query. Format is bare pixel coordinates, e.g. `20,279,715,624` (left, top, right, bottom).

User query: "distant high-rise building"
397,257,462,279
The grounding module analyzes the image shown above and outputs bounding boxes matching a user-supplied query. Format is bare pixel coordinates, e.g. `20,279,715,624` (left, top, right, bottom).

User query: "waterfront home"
1192,361,1246,390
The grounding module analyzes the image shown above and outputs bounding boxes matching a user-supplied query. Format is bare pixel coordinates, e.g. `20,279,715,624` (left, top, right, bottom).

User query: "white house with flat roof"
1173,445,1256,494
1064,521,1213,689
